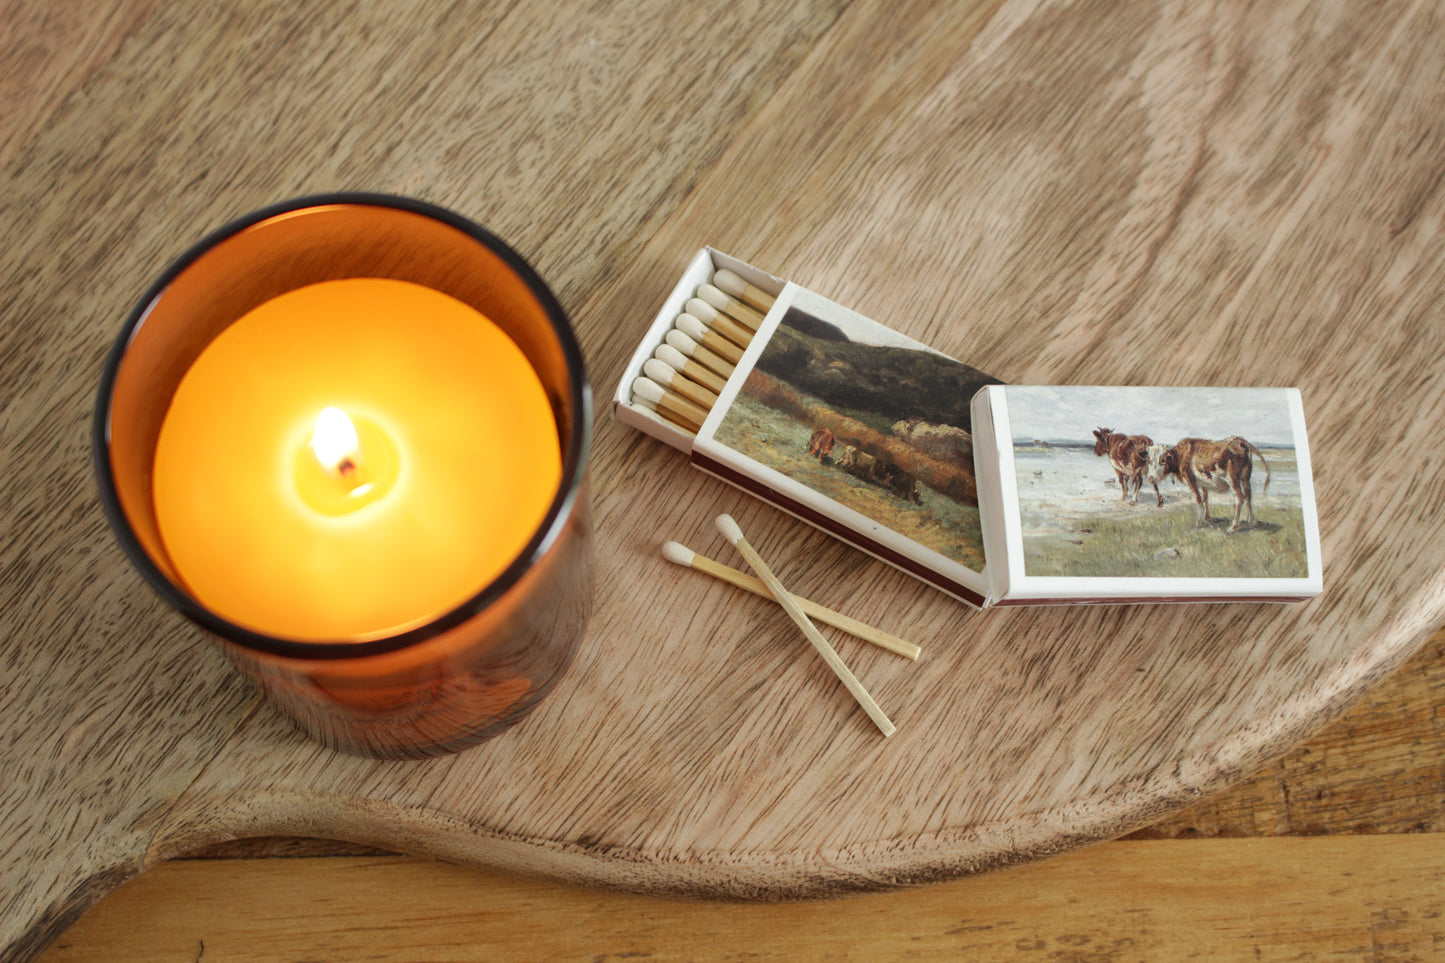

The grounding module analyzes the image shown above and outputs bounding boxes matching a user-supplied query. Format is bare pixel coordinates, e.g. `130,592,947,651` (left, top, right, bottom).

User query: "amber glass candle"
94,195,593,759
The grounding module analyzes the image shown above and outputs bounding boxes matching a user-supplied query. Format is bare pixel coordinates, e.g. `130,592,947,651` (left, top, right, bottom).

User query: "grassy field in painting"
1013,446,1309,579
712,395,987,572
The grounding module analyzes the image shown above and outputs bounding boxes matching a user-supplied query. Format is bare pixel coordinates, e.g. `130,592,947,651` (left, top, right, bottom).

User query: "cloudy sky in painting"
1002,385,1301,448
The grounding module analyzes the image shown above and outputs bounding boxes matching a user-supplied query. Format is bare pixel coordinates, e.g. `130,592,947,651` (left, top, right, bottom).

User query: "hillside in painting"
755,308,1000,432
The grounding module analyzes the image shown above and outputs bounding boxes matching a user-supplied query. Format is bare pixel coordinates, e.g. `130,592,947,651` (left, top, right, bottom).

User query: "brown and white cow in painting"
838,444,877,477
805,427,835,461
1145,436,1271,533
1092,428,1162,506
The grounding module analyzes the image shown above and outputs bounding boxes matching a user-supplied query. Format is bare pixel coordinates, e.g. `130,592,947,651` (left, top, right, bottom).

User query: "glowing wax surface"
153,278,562,642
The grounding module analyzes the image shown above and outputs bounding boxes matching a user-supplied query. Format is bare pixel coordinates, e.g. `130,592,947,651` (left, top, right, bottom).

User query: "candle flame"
310,407,360,476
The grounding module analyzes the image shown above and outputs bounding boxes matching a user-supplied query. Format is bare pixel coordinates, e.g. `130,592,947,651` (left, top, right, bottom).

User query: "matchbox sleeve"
969,384,1323,606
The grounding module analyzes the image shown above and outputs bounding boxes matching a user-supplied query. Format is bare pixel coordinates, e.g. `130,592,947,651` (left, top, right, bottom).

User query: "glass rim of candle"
92,192,592,660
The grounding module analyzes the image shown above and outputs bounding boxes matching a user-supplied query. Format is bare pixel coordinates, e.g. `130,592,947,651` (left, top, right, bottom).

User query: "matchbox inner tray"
612,248,1002,607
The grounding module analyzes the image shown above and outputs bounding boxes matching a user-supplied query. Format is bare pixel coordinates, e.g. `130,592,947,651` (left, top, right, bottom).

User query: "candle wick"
337,457,358,477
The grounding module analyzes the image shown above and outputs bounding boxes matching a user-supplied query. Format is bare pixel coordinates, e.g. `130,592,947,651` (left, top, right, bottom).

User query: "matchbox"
969,385,1323,606
612,248,1002,607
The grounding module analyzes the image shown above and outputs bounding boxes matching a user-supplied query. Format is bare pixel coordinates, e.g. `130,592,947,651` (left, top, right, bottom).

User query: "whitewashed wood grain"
3,0,1444,960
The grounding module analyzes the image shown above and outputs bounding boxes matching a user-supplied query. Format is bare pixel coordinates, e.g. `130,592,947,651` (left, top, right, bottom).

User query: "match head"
712,269,748,299
664,327,701,355
655,342,690,370
684,297,721,324
715,513,744,545
696,285,736,314
631,376,666,405
675,313,710,342
661,541,696,566
642,357,678,385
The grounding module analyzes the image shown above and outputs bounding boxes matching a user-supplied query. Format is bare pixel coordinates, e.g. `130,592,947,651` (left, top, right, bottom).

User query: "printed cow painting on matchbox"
1002,386,1312,580
710,304,1000,573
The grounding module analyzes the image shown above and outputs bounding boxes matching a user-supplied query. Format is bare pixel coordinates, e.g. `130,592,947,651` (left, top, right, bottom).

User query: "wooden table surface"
37,627,1445,961
5,1,1444,960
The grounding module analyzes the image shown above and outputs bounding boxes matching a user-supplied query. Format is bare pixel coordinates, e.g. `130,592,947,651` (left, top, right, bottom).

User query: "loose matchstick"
664,328,735,379
714,514,896,736
697,284,766,330
643,358,720,410
654,343,727,394
712,269,777,313
685,297,754,347
675,313,744,365
662,541,920,661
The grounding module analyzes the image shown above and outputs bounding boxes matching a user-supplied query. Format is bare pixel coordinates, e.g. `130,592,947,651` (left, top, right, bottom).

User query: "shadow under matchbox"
969,384,1323,606
612,248,1003,607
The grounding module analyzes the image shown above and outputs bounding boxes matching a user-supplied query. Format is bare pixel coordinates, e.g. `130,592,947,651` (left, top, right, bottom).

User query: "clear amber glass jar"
94,194,593,758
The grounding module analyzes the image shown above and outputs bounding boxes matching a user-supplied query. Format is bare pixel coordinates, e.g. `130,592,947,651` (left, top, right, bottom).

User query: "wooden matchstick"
632,377,710,427
675,313,744,364
712,268,777,313
655,343,727,394
662,541,920,661
643,358,720,410
714,514,896,736
631,394,701,433
664,329,735,380
697,283,766,330
628,266,772,438
684,297,754,347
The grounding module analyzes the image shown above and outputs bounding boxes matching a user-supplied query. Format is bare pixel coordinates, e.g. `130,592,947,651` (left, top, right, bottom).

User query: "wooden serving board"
5,1,1445,959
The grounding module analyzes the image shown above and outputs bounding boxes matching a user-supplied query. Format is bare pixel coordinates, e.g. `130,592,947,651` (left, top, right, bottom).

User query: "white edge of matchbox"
969,385,1012,606
610,248,786,452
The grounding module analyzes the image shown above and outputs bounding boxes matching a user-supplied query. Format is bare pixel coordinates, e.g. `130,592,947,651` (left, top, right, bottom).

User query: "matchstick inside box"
613,249,1003,607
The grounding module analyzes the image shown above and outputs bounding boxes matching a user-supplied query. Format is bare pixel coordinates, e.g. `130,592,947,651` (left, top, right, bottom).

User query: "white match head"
642,358,677,385
631,377,666,405
654,343,689,370
661,541,696,566
712,269,746,298
664,328,701,356
684,297,720,323
715,513,744,545
696,284,732,313
675,313,709,341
